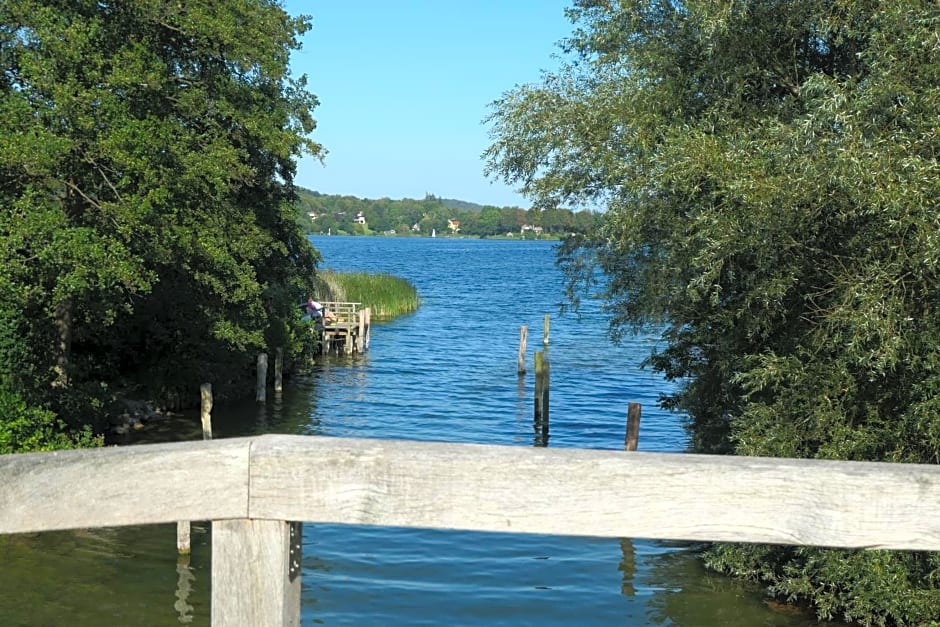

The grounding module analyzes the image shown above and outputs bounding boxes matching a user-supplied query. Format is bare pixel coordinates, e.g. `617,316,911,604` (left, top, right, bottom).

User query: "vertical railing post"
212,519,301,627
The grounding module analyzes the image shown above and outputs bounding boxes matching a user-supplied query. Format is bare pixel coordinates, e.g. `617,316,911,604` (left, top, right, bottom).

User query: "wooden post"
200,383,213,440
256,353,267,403
620,398,641,593
541,355,550,439
543,314,550,346
274,348,283,393
364,308,371,350
357,309,366,353
212,518,301,627
179,383,214,555
625,403,642,452
177,521,191,555
534,351,544,423
534,351,549,446
517,325,528,375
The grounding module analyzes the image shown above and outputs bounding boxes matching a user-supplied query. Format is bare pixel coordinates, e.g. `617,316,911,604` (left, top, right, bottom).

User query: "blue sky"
282,1,573,208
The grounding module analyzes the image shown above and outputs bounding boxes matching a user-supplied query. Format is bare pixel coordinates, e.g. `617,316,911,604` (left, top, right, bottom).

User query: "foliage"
0,385,101,454
486,1,940,623
316,271,420,319
296,188,601,238
0,0,323,441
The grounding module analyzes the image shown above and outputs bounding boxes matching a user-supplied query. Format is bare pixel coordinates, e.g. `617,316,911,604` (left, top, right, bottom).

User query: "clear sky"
282,1,574,208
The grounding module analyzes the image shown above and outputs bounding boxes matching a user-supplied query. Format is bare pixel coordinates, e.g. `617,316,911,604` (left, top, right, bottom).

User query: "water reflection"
175,554,195,624
619,538,637,597
640,543,820,626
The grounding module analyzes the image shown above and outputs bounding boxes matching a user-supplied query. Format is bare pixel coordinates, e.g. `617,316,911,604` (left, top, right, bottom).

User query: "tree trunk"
52,296,72,388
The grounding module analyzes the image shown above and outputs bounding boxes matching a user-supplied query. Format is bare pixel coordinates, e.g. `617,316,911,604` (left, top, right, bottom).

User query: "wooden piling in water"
543,314,550,346
534,351,550,445
176,521,191,555
256,353,267,403
625,403,641,452
541,355,550,438
534,352,544,422
179,383,214,555
357,310,366,353
200,383,213,440
274,348,283,394
517,325,528,375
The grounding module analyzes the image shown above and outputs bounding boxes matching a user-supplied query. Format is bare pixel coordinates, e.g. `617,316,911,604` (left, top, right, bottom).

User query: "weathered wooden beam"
3,434,940,551
212,518,300,627
0,438,251,534
247,434,940,551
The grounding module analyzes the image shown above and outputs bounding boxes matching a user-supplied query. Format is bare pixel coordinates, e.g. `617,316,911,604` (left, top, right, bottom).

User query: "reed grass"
314,271,419,319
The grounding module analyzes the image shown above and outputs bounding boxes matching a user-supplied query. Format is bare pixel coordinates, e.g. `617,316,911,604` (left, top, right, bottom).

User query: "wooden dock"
318,301,371,354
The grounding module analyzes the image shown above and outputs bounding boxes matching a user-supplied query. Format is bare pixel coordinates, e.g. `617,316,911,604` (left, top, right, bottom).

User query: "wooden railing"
2,434,939,625
319,301,359,324
318,301,370,354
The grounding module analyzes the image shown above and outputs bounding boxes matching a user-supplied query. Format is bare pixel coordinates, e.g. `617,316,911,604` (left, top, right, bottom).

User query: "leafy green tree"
486,1,940,623
476,206,503,237
499,207,527,234
1,0,323,435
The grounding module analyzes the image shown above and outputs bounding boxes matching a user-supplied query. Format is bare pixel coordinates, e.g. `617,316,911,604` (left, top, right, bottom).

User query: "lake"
0,236,824,625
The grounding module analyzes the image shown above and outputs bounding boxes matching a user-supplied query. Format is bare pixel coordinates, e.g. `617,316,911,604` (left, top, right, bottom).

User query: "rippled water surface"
0,236,824,626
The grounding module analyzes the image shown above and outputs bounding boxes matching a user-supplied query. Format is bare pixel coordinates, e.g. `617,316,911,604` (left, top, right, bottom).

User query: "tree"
486,1,940,623
1,0,323,436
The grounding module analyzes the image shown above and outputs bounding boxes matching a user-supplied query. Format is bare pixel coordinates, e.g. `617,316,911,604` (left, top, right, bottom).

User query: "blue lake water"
0,235,823,626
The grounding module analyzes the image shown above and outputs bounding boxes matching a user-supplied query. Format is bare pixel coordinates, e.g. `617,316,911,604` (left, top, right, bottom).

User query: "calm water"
0,236,823,626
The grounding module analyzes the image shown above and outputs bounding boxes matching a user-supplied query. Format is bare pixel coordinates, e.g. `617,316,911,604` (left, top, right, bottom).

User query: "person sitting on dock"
304,297,337,324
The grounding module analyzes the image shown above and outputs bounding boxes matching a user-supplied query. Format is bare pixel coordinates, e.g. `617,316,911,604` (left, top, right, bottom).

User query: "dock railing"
320,301,359,324
2,434,939,625
318,301,370,354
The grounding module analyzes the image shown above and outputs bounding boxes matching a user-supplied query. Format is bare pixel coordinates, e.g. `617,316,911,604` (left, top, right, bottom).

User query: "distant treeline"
296,189,602,238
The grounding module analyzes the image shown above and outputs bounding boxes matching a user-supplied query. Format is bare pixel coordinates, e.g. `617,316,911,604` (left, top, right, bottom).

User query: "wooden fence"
2,434,939,625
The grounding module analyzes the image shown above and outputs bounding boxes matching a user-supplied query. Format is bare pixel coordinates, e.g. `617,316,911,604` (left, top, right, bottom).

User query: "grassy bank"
315,271,419,319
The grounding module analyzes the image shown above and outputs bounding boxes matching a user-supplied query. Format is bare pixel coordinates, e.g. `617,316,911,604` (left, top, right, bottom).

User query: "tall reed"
314,271,419,319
